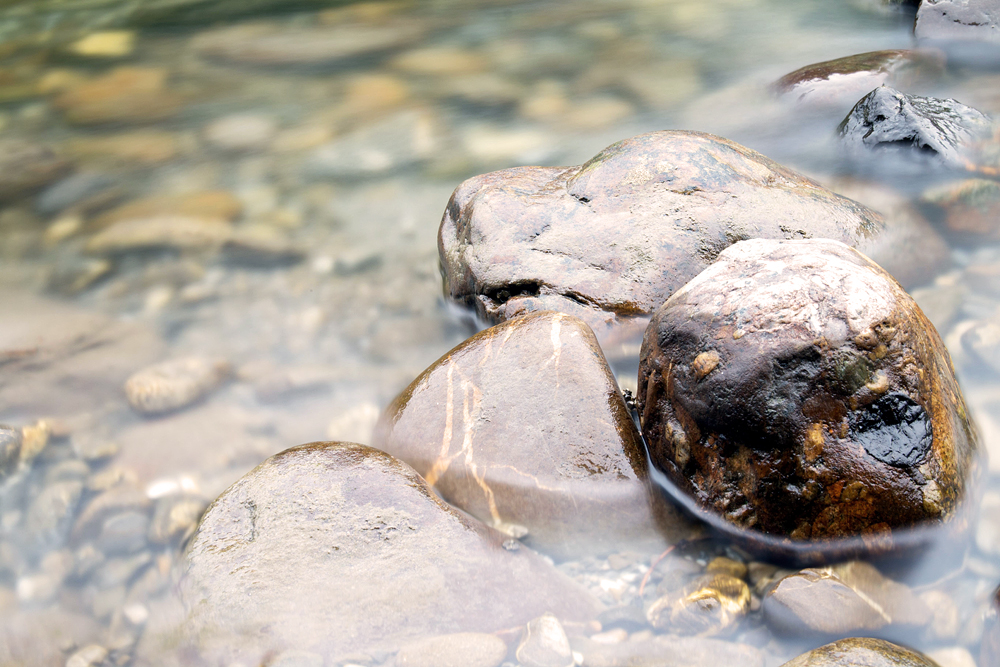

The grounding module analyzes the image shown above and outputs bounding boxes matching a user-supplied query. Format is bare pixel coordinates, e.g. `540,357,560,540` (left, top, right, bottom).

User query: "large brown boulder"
175,442,601,664
374,312,687,556
637,239,980,556
438,131,883,348
374,311,692,559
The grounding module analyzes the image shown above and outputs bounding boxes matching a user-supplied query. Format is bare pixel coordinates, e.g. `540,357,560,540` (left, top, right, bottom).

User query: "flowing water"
1,0,999,665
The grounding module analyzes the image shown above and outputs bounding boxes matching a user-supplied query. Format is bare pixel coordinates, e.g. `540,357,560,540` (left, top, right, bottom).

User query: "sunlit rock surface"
173,442,600,664
638,239,980,553
375,311,692,558
838,86,993,168
438,130,883,346
781,637,941,666
915,0,1000,44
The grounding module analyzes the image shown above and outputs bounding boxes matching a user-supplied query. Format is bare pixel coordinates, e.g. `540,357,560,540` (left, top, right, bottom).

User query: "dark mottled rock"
921,178,1000,241
916,0,1000,44
571,635,765,667
637,238,980,552
178,442,600,663
982,586,1000,667
838,86,993,168
374,311,691,558
439,131,883,346
0,140,71,202
781,638,940,666
763,561,930,636
774,51,943,107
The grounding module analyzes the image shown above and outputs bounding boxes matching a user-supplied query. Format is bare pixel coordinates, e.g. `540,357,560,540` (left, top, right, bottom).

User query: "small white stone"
65,644,108,667
123,602,149,625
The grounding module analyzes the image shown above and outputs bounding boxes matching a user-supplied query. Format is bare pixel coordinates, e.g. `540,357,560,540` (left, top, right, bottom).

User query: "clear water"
0,0,999,665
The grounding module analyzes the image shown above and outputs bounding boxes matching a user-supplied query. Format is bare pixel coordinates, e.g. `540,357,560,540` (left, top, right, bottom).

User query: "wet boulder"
773,50,943,107
637,238,980,553
178,442,600,664
915,0,1000,44
763,561,931,636
838,85,993,168
439,130,883,347
781,638,940,666
374,311,691,558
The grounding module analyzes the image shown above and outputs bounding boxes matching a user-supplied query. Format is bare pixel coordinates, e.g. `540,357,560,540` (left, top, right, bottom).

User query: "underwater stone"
781,637,941,666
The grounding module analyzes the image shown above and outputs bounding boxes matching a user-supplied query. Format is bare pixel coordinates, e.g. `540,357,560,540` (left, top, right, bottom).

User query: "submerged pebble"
124,357,231,415
781,637,941,666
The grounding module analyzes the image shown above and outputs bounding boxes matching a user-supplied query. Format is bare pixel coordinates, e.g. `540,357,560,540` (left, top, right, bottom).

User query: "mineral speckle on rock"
781,637,942,666
637,238,980,552
124,357,231,415
438,130,883,345
374,311,690,558
838,86,993,168
176,442,600,663
763,561,931,636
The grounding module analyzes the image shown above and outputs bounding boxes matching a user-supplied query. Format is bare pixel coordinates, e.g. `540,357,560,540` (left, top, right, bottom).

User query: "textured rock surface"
781,638,941,666
916,0,1000,43
439,130,883,344
637,239,980,549
774,51,943,107
176,442,600,663
838,86,993,168
763,561,930,636
374,311,690,558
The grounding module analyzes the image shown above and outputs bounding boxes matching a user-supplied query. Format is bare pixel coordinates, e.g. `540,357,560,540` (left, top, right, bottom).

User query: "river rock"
0,139,71,202
92,190,243,229
53,67,186,125
838,86,993,168
646,573,750,636
921,178,1000,241
774,50,943,107
781,638,940,666
190,21,425,66
916,0,1000,44
439,130,883,346
637,238,980,549
395,633,508,667
85,215,234,253
124,357,231,415
373,311,690,558
36,171,119,216
763,561,931,636
517,614,574,667
177,442,600,663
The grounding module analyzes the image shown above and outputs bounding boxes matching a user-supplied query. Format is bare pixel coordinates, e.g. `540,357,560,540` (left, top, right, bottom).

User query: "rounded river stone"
438,130,883,346
781,637,940,667
374,311,691,559
637,238,980,550
178,442,600,664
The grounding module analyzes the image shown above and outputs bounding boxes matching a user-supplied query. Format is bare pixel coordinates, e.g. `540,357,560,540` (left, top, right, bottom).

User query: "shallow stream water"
1,0,1000,665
